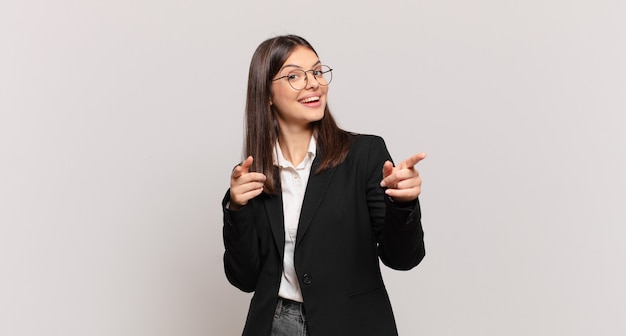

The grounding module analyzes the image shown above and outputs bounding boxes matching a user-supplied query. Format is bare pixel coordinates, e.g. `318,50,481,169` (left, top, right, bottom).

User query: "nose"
304,70,319,90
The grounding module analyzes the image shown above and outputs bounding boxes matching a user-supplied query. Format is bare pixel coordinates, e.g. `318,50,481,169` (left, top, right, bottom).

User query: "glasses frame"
272,65,333,91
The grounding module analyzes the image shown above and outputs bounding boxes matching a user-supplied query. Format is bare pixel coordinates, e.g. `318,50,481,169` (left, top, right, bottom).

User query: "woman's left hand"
380,153,427,203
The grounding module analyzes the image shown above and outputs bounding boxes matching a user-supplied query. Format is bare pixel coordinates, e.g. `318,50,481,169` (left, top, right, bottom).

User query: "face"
270,46,328,131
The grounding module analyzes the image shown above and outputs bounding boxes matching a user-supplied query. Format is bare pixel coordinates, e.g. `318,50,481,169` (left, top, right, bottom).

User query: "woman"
222,35,426,336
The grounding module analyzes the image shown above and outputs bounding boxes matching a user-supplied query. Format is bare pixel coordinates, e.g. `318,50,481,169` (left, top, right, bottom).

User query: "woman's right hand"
229,156,267,211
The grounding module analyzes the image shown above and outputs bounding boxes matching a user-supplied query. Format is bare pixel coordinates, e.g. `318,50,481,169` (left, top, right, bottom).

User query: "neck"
278,127,313,167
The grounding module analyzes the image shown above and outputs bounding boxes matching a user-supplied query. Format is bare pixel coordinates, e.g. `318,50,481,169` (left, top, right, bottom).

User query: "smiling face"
270,46,328,132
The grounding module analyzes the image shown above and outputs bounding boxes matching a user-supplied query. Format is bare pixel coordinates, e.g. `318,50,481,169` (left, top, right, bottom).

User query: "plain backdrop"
1,0,625,335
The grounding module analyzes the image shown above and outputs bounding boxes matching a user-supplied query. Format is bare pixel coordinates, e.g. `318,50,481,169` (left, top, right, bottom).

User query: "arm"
378,196,425,270
222,157,266,292
365,137,426,270
222,192,261,292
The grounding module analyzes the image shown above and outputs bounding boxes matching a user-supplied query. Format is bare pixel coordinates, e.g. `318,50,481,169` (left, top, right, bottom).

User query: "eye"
312,66,325,76
287,72,301,80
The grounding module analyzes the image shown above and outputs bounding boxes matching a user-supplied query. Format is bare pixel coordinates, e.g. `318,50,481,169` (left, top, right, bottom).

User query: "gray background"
1,0,625,335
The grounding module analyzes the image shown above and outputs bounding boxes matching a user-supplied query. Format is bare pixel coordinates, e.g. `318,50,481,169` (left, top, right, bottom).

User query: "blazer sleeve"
222,191,261,292
365,136,426,270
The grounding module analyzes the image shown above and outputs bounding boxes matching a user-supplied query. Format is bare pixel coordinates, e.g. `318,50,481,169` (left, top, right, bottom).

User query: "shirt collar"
273,136,317,169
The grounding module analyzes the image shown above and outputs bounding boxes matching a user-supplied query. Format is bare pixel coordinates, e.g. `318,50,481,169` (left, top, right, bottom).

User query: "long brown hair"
245,35,352,194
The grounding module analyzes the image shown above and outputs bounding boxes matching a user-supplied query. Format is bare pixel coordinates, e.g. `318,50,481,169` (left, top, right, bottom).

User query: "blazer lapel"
264,168,286,261
295,156,336,248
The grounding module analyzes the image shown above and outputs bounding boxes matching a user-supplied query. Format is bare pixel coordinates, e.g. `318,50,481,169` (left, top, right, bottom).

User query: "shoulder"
347,133,388,152
342,133,391,165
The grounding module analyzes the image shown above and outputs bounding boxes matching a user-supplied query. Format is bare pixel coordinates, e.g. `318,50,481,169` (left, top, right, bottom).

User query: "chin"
311,109,325,122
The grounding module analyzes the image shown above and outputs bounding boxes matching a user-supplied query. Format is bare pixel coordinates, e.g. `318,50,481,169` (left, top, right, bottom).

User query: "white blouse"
273,136,316,303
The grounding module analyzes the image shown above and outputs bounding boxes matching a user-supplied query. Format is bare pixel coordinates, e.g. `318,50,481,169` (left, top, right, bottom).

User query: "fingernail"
380,181,386,187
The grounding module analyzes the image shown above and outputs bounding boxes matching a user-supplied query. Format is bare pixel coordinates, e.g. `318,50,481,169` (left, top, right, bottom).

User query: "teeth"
300,96,320,103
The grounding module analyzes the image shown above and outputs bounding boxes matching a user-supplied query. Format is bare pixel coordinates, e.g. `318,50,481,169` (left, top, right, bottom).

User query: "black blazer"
222,134,425,336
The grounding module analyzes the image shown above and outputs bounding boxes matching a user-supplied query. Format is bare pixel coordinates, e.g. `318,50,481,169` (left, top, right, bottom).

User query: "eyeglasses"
272,65,333,91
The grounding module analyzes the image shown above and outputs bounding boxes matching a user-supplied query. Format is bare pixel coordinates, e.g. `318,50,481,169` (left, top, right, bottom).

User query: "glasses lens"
287,70,307,90
315,65,332,86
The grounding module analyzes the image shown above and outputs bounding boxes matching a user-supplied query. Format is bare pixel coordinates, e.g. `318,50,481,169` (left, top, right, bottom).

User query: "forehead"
281,46,320,69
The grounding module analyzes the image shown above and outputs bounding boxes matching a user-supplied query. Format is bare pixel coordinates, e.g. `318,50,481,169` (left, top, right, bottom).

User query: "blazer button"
303,274,312,285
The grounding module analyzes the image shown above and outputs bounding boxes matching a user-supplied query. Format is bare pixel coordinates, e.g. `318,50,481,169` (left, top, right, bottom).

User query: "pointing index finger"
399,153,427,169
232,156,254,178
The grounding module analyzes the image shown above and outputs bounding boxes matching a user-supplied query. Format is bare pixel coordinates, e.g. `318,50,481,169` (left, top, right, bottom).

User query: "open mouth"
299,96,320,104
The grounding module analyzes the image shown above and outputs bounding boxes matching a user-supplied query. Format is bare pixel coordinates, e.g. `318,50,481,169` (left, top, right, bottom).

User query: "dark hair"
245,34,352,194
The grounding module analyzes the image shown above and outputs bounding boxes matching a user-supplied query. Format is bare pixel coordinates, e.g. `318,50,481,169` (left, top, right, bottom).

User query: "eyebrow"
280,60,322,71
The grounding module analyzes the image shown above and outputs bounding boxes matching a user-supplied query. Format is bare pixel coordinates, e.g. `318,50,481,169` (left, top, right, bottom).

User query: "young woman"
222,35,426,336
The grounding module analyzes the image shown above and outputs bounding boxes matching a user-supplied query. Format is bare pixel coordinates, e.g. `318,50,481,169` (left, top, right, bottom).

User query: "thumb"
381,160,394,179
